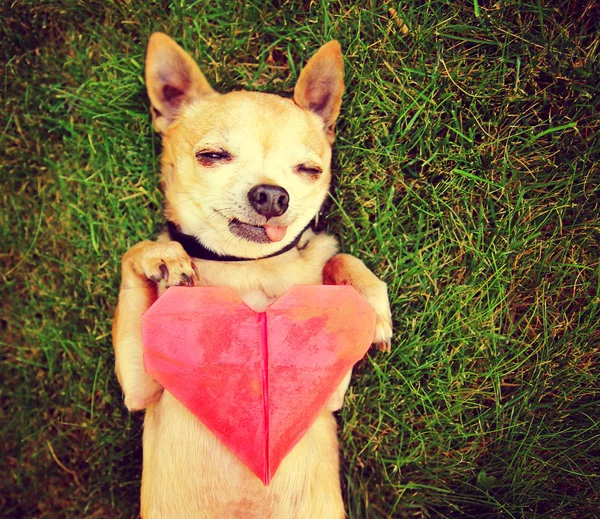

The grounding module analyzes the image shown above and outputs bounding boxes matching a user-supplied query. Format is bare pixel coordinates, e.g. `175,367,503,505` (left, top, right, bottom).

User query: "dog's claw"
375,339,392,353
159,263,169,282
149,273,162,283
180,273,194,286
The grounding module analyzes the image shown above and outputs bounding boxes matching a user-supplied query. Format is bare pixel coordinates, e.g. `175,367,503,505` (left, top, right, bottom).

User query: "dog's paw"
139,241,198,287
123,377,164,412
373,297,393,352
363,278,393,352
327,370,352,411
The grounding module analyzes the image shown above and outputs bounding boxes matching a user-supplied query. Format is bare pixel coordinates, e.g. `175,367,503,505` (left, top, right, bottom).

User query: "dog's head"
145,33,344,259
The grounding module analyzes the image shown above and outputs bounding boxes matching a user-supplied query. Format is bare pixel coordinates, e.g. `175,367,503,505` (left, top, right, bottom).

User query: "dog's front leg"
112,240,197,411
323,254,392,412
323,253,393,351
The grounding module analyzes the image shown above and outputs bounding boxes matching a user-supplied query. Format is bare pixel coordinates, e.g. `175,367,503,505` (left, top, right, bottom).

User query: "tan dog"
113,33,392,519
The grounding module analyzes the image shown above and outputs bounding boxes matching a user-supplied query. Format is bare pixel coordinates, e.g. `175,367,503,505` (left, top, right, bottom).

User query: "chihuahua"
113,33,392,519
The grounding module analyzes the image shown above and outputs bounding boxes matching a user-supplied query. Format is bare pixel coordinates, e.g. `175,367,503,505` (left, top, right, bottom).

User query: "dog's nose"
248,184,289,218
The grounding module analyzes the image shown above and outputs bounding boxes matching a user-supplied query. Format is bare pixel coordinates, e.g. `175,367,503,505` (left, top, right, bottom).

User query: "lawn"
2,1,599,517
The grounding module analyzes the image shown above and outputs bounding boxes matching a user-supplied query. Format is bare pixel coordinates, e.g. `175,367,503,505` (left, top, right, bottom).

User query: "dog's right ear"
294,41,344,145
145,32,216,133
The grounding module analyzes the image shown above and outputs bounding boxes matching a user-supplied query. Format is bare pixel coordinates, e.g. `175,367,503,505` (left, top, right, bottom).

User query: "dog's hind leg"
112,240,197,411
323,253,393,352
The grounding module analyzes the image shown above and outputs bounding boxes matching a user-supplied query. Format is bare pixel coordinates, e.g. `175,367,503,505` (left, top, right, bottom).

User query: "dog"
112,32,392,518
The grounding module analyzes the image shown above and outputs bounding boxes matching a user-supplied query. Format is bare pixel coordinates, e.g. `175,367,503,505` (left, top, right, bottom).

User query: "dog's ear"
145,32,217,133
294,41,345,144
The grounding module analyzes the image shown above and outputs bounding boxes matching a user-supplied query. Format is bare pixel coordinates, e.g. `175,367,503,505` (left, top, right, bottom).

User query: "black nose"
248,184,289,218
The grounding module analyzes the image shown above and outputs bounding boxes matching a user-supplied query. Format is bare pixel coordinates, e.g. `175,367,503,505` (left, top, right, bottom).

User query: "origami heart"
142,285,376,485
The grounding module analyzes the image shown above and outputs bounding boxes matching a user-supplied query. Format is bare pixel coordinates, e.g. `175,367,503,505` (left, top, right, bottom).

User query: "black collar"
167,221,312,262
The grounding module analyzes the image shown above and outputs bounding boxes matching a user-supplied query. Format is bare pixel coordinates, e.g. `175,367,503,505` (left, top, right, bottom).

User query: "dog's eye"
296,164,322,176
195,149,232,166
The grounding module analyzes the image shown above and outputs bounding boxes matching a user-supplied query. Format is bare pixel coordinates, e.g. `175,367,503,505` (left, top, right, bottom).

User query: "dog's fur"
113,33,392,519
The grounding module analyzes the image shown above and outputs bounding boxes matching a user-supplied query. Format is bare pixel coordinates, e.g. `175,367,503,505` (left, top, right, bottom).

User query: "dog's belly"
140,393,344,519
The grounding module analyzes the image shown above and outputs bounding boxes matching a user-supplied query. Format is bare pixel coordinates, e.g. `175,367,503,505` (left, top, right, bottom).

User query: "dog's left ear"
294,41,345,144
145,32,217,133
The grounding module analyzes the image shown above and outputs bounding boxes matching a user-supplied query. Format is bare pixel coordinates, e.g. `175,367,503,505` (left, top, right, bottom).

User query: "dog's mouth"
228,219,287,244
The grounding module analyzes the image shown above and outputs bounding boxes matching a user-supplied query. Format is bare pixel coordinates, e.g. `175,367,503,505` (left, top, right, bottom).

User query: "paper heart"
142,285,376,484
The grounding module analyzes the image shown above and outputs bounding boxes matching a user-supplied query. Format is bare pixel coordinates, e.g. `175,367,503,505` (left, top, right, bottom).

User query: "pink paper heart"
142,285,376,484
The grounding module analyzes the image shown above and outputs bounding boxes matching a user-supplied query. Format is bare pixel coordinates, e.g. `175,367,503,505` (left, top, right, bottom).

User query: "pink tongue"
264,225,287,242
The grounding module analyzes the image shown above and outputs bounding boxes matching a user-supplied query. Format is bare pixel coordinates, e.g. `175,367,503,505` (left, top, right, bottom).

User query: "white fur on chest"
191,232,338,298
239,290,274,312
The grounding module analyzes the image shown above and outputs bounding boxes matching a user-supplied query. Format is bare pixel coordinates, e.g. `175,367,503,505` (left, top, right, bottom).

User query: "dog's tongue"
264,225,287,243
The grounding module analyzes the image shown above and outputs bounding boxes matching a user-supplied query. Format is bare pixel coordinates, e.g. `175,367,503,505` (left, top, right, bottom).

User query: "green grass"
2,1,599,517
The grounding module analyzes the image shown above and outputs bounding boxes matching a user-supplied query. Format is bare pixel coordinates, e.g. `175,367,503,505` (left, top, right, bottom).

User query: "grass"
2,0,599,517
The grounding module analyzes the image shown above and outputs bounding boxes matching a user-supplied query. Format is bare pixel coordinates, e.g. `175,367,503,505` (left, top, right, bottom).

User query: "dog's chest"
238,290,274,312
192,260,313,312
182,233,339,309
